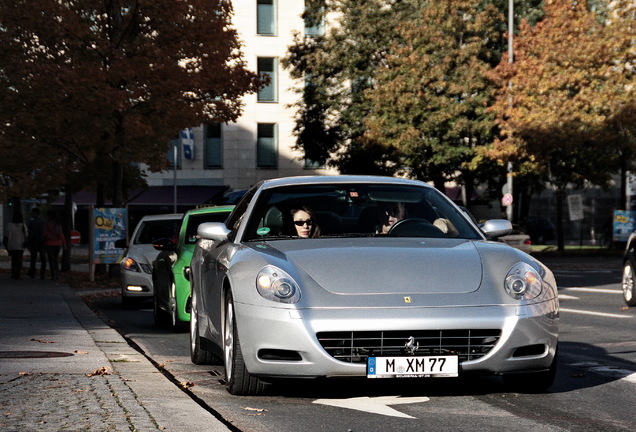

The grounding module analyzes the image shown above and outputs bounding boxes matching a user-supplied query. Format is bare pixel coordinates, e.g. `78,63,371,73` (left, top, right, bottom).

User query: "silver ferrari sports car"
189,176,559,395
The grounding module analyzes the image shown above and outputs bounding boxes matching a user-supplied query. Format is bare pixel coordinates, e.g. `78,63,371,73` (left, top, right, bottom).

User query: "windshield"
133,219,181,244
242,183,482,241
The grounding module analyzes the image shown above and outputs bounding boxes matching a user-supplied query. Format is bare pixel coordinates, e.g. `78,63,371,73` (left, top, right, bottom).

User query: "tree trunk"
556,188,565,252
112,160,124,208
620,157,627,210
61,188,73,272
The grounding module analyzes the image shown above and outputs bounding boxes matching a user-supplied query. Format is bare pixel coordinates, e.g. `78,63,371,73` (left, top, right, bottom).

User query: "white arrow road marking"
569,362,636,383
560,308,632,319
563,287,623,294
313,396,429,419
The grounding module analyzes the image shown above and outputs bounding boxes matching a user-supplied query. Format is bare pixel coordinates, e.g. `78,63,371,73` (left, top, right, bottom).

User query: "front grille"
317,330,501,364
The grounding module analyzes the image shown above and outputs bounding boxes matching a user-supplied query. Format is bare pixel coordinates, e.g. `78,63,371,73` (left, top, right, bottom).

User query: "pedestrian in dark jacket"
44,210,66,280
27,207,47,279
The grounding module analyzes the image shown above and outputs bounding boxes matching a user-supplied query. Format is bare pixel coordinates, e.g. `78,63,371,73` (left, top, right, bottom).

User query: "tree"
284,0,411,175
487,0,634,249
285,0,542,200
0,0,261,204
362,0,505,203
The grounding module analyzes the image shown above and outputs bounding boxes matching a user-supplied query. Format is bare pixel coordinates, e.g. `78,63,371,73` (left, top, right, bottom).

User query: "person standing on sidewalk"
27,207,47,279
44,210,66,280
4,210,28,279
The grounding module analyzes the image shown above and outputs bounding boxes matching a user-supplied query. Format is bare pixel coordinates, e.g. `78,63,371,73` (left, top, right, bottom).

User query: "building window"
257,123,277,168
167,138,181,169
257,57,277,102
304,158,322,169
204,123,223,168
257,0,276,35
304,2,324,36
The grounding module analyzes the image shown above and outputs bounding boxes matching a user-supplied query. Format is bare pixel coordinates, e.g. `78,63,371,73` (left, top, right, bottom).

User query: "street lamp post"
506,0,514,222
173,141,178,214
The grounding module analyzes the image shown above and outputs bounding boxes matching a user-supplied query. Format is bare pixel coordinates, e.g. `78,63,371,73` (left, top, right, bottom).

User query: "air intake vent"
317,329,501,363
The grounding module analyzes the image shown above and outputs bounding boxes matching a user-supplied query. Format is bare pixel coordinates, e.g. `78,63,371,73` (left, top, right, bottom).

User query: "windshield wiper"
319,233,376,239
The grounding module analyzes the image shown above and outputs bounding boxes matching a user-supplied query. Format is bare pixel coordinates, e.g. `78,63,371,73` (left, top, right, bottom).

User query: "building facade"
142,1,337,193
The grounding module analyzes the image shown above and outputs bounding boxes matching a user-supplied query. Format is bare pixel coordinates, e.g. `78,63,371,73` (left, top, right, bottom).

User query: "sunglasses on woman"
293,219,313,227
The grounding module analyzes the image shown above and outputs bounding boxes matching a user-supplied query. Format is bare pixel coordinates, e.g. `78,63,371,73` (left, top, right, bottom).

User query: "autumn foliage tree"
0,0,261,205
487,0,636,249
285,0,543,202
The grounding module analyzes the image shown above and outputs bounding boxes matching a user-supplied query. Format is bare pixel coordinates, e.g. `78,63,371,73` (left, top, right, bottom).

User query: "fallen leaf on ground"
243,407,268,413
86,367,111,377
31,338,57,344
179,381,195,389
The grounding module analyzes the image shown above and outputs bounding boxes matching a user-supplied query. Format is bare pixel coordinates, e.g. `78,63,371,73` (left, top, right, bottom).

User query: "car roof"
257,175,431,190
137,213,183,222
184,205,234,216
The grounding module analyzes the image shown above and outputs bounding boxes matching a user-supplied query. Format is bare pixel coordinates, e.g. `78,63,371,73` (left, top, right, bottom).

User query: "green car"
152,206,234,331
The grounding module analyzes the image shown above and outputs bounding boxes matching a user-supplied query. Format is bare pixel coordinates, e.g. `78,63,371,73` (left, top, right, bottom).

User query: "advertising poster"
93,207,127,264
613,210,636,242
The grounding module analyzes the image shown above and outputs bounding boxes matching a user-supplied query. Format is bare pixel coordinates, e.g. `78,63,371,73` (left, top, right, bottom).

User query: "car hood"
262,238,483,295
127,244,162,265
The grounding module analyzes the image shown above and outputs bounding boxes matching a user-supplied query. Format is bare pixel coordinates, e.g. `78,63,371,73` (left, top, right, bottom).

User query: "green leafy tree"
362,0,504,201
0,0,261,205
284,0,412,175
285,0,541,201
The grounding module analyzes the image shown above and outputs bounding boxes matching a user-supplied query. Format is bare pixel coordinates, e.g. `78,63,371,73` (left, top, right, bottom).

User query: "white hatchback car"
119,213,182,308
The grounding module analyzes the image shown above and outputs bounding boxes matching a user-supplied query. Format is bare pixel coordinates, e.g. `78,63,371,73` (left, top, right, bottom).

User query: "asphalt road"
89,256,636,432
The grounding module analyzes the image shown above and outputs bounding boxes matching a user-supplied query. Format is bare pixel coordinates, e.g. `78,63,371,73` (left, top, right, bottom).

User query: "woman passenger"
291,206,321,238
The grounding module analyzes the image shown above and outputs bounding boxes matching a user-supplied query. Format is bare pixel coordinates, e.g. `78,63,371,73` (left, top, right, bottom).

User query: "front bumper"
234,300,558,379
120,269,154,298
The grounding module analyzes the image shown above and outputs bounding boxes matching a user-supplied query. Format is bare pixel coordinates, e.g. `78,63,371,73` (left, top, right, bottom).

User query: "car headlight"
121,257,140,272
504,262,543,300
256,266,301,304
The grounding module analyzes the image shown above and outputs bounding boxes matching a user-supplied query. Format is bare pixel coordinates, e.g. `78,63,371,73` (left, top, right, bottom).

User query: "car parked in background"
500,225,533,254
118,214,182,308
189,176,559,396
152,206,234,331
621,231,636,306
523,217,556,244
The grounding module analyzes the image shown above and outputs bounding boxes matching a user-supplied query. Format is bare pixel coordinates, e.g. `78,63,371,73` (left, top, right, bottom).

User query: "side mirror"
481,219,513,239
197,222,230,242
114,238,128,249
152,237,177,252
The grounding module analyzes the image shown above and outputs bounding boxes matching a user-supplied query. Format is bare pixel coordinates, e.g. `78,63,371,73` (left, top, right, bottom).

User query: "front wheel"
223,292,266,396
190,288,213,365
622,262,636,306
171,281,188,332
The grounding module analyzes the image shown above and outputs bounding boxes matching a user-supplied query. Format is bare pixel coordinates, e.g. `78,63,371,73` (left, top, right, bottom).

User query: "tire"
622,262,636,306
171,281,188,332
190,288,213,365
503,347,558,393
153,287,170,326
223,292,266,396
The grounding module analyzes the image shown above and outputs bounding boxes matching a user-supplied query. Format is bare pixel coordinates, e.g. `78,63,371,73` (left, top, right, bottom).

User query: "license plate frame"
367,355,459,378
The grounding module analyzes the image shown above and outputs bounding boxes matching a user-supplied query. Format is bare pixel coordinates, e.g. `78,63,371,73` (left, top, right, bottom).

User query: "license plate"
367,356,458,378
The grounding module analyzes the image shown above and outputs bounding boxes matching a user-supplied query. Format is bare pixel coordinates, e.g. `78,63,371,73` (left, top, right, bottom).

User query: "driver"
378,202,407,234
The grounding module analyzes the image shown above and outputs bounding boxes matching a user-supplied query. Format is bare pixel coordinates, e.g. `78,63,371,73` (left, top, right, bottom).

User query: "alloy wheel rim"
224,300,234,383
190,292,197,353
171,282,177,327
624,265,634,302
